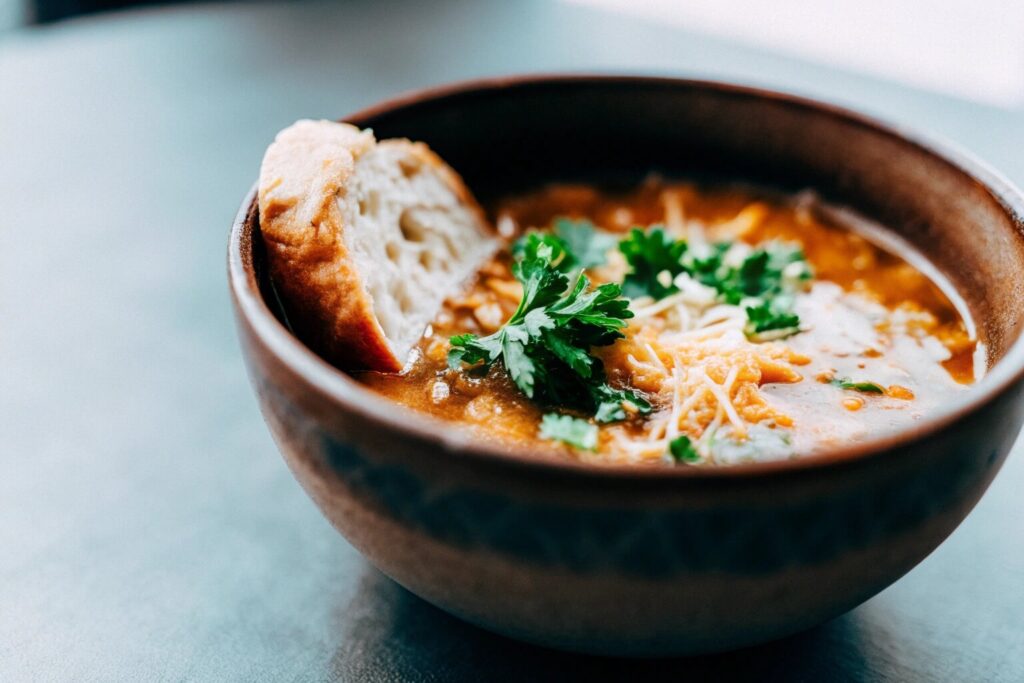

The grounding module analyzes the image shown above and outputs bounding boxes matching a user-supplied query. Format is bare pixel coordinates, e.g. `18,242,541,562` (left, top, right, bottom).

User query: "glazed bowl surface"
229,75,1024,656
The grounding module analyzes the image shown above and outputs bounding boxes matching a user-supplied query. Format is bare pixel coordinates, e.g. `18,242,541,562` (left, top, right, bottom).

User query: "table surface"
3,1,1024,680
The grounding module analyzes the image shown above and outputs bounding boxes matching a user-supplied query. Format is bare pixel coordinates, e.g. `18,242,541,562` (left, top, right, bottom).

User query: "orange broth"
358,180,978,465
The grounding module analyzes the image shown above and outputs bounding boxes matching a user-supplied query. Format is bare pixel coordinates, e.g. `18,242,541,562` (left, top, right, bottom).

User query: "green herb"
714,243,810,305
618,228,810,340
540,413,598,450
512,218,616,273
449,237,651,421
830,378,885,394
744,298,801,337
669,435,701,463
592,383,649,423
553,218,618,270
510,232,573,272
684,242,732,287
619,227,688,299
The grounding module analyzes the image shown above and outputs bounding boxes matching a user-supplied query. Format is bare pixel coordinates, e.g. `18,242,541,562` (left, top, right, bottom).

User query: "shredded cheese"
590,205,814,464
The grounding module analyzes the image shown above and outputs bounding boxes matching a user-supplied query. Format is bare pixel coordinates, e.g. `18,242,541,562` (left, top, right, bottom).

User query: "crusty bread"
258,119,496,372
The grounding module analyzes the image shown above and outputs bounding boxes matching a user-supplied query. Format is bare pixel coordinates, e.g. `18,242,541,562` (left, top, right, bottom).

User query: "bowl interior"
242,76,1024,470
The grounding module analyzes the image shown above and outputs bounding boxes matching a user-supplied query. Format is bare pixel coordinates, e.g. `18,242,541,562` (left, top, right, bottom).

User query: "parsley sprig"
540,413,598,450
620,227,687,299
744,298,801,337
617,228,811,339
512,218,617,272
830,378,885,394
449,233,651,423
669,435,701,463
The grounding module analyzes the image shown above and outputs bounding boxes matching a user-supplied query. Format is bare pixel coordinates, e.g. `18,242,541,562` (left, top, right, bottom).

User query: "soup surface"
359,179,980,465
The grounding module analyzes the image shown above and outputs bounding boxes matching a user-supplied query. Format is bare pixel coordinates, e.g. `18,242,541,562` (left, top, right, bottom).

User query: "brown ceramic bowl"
229,75,1024,656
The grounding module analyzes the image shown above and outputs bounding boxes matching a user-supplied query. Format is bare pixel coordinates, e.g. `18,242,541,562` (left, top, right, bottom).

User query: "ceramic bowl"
229,76,1024,656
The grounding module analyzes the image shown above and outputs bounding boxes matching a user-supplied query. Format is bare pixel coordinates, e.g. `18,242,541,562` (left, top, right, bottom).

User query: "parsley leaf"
684,242,732,288
554,218,618,269
592,383,651,423
744,298,801,338
513,219,617,273
512,235,572,313
540,413,598,450
618,228,811,341
714,243,808,305
449,239,651,421
830,378,885,394
669,435,701,463
619,227,688,299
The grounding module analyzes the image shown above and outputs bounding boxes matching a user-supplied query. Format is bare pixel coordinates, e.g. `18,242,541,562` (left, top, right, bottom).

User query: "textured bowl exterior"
229,76,1024,656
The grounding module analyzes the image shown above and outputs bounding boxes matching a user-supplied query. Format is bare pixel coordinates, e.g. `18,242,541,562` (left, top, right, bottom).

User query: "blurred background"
3,0,1023,107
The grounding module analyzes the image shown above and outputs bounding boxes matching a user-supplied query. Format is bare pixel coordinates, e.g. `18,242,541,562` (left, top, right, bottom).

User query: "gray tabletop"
3,1,1023,680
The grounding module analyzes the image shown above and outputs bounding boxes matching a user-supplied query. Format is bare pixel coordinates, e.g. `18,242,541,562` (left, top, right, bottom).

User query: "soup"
359,179,979,465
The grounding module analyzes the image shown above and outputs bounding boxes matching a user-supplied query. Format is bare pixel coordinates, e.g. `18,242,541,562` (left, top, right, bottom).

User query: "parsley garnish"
712,243,810,306
669,435,701,463
512,218,616,273
830,378,885,394
744,298,801,337
553,218,618,270
618,228,811,340
540,413,598,450
449,236,651,422
619,227,687,299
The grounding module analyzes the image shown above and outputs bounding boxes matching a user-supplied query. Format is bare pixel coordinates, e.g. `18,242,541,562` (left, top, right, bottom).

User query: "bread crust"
257,119,487,373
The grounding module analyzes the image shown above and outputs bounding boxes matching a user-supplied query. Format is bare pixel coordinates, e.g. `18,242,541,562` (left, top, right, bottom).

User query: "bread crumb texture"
258,119,495,372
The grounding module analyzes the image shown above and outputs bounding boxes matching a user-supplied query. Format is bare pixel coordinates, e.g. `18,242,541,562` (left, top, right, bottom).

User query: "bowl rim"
229,73,1024,481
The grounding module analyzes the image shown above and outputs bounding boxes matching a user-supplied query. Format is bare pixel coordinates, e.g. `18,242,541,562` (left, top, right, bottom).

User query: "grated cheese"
595,202,812,464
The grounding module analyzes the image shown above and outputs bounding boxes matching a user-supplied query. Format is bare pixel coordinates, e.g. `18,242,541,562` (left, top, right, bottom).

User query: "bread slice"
258,119,496,372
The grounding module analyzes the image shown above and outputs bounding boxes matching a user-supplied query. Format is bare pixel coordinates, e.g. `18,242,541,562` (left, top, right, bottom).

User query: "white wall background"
567,0,1024,108
4,0,1023,108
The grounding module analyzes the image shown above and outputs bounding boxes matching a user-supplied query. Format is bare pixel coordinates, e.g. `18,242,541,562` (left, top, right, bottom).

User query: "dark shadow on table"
327,566,869,682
